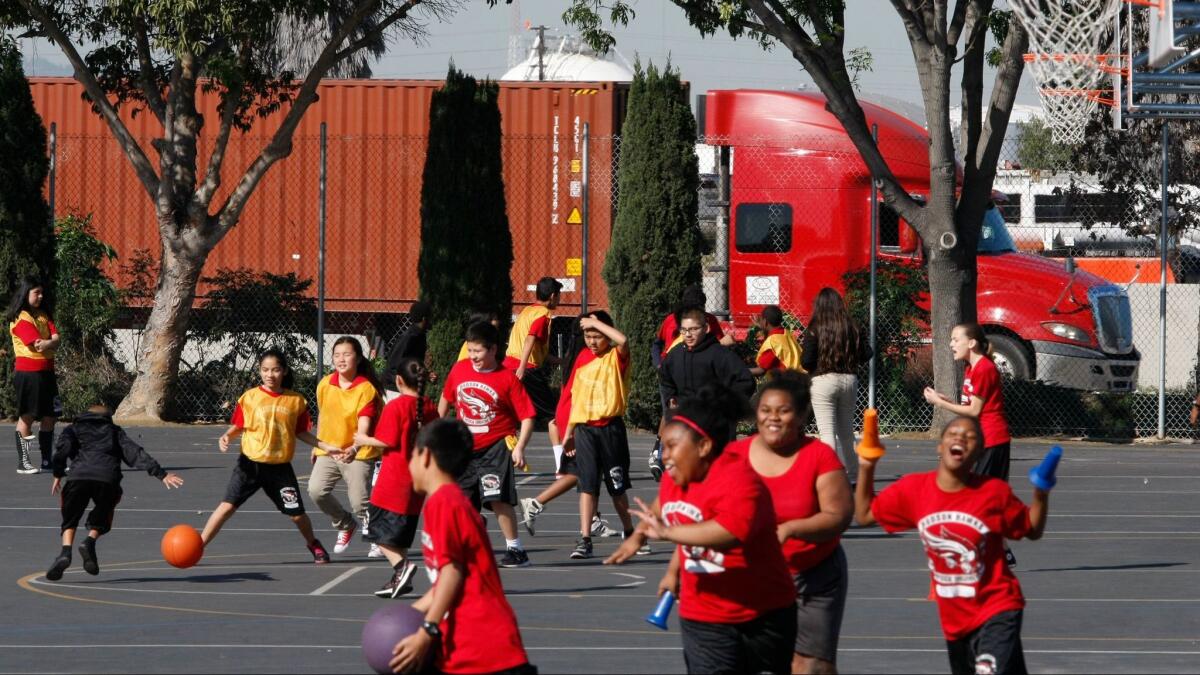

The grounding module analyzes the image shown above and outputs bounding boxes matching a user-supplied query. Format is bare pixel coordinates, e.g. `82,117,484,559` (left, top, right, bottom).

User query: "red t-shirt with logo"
871,471,1032,640
657,313,726,360
961,357,1011,447
420,483,528,673
369,394,438,515
727,436,845,574
442,360,536,452
658,450,795,623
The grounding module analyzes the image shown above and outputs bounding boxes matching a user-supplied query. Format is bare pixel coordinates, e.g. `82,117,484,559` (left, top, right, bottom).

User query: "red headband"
671,415,711,440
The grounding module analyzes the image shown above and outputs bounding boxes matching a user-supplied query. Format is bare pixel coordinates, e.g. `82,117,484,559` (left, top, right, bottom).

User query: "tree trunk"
115,232,209,422
925,229,977,434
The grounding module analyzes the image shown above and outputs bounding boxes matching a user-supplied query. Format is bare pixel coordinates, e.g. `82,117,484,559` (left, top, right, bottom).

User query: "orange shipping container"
29,77,630,312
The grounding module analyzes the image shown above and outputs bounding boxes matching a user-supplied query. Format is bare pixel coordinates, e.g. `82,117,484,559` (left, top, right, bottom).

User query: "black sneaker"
499,547,531,568
375,561,418,599
308,539,331,564
649,440,664,483
570,537,593,559
46,551,71,581
1004,547,1017,568
15,432,37,475
78,538,99,576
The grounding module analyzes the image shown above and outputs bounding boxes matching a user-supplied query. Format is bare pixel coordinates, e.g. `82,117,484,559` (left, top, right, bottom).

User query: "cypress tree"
604,62,701,428
0,37,54,292
418,65,514,378
0,39,55,417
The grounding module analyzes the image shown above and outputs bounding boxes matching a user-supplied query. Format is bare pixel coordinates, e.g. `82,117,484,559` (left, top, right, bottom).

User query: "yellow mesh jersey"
504,305,552,368
316,373,381,460
759,331,805,372
237,388,309,465
568,349,630,425
9,310,55,363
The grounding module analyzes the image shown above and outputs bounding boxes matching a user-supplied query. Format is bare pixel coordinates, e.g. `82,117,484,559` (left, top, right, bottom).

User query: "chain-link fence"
45,121,1200,438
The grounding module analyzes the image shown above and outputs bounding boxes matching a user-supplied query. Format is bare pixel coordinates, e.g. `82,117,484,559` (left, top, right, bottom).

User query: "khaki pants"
810,373,859,477
307,454,372,532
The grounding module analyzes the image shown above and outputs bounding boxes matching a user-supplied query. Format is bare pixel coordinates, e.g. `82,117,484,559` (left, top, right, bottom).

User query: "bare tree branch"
800,0,833,39
947,0,973,47
133,15,166,124
214,0,406,241
17,0,160,201
959,0,991,171
973,19,1027,191
193,48,249,212
889,0,931,49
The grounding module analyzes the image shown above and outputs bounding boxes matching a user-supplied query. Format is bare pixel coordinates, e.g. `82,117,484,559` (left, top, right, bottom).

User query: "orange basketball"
161,524,204,569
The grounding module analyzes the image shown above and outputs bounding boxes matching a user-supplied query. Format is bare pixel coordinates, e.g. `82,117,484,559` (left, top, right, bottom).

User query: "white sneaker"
591,514,619,538
334,527,354,554
367,543,384,558
520,498,544,536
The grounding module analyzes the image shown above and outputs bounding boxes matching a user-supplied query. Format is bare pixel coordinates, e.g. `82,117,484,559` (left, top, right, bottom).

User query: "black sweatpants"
60,479,122,535
679,604,797,675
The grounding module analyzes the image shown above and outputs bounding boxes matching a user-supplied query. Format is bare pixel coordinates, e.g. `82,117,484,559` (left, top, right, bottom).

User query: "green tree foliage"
418,65,513,378
52,215,129,417
604,62,701,429
0,37,54,290
1015,118,1075,174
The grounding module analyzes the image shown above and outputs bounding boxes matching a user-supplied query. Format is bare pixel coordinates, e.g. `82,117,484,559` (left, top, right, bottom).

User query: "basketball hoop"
1009,0,1126,144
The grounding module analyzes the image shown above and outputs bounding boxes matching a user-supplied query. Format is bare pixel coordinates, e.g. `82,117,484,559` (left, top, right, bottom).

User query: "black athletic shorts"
573,419,632,497
794,546,849,663
60,479,122,535
421,662,538,675
946,609,1027,675
521,366,559,423
14,369,57,418
976,442,1011,481
457,439,518,510
679,603,797,675
223,454,306,516
365,504,420,549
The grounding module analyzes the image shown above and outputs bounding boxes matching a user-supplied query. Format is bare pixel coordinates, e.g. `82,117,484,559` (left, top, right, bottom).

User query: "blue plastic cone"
646,591,675,630
1029,445,1063,491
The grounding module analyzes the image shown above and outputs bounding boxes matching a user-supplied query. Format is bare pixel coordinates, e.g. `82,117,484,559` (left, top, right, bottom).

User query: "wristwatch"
421,621,441,638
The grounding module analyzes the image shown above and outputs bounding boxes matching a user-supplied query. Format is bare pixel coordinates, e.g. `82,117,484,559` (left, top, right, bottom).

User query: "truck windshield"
978,207,1017,254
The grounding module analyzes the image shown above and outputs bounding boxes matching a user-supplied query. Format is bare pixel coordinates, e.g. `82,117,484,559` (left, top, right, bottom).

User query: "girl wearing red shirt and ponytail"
608,385,797,675
856,416,1051,675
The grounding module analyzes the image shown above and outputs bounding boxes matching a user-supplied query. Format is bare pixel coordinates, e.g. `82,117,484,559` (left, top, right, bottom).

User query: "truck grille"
1089,285,1134,355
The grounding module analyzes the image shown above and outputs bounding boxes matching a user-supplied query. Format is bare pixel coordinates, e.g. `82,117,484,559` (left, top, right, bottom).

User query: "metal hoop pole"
1159,122,1168,440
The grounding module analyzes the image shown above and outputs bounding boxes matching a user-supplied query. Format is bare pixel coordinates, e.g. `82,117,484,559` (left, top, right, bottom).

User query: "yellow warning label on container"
567,207,582,224
566,258,583,276
570,159,582,173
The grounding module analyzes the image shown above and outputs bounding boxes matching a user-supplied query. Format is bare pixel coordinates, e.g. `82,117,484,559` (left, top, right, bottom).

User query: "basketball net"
1009,0,1125,144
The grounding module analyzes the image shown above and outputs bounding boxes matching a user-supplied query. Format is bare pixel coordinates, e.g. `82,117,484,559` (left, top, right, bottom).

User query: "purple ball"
362,604,425,674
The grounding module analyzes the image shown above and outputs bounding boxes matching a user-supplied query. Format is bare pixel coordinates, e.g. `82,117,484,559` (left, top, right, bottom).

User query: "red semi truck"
701,89,1140,392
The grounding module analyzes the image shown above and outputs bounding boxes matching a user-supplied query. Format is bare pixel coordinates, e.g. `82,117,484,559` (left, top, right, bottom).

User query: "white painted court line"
0,646,1196,656
309,566,365,595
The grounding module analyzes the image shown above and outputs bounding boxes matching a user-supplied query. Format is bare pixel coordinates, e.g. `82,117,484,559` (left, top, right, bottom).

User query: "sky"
14,0,1044,115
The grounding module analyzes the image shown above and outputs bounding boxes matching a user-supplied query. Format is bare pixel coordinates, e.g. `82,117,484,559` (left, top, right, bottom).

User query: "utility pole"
531,24,548,81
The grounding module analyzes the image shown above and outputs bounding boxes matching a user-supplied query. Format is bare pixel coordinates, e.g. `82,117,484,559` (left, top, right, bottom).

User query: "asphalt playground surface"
2,425,1199,674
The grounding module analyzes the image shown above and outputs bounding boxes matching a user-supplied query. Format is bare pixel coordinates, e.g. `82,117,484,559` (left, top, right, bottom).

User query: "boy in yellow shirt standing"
750,305,805,377
561,311,636,560
503,277,563,468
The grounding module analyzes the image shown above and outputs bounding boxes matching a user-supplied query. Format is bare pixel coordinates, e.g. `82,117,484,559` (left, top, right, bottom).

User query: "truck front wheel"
986,333,1033,381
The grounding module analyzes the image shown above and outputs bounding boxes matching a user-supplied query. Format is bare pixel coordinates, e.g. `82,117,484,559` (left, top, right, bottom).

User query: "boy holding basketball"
46,403,183,581
389,419,534,675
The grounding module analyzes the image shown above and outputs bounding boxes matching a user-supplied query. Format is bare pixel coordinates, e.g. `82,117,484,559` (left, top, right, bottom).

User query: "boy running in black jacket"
46,404,182,580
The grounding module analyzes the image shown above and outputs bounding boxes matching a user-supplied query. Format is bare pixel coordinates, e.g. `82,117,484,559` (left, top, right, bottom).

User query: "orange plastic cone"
856,408,886,460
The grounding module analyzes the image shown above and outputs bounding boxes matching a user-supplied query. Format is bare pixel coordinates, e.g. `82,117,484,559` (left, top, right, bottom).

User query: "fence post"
582,122,589,313
1158,122,1168,440
713,146,731,315
868,124,879,410
318,123,328,380
47,122,56,225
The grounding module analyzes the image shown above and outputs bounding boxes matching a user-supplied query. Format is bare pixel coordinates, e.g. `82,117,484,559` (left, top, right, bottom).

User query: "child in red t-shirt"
354,358,438,599
729,370,853,673
389,419,534,675
439,321,537,568
608,386,797,675
855,416,1051,675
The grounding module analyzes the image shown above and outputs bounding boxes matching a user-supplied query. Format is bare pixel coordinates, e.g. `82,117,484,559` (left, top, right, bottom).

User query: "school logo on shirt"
662,500,726,574
961,376,974,405
917,511,988,598
456,381,500,433
421,530,438,583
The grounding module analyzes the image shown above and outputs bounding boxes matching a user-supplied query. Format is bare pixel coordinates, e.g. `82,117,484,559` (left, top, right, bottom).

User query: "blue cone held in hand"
1029,445,1063,491
646,591,675,630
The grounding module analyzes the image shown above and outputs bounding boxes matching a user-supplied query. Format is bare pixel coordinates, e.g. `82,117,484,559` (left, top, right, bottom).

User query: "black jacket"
51,412,167,484
660,333,755,403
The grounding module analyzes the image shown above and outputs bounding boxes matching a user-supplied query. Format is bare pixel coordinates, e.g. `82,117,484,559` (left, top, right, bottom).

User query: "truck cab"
702,89,1139,392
